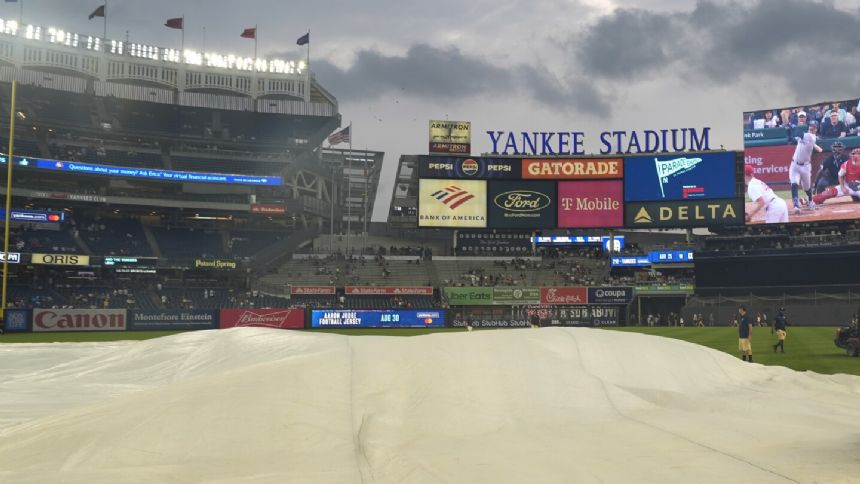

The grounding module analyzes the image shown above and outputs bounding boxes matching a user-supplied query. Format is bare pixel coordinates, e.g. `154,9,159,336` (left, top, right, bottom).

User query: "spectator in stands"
819,110,847,138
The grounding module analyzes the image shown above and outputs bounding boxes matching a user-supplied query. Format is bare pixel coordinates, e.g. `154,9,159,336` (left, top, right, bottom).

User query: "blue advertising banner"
648,250,694,263
623,152,737,202
0,209,64,223
34,159,281,186
3,309,30,332
310,309,446,328
417,156,520,179
127,310,219,331
610,256,650,267
587,287,634,305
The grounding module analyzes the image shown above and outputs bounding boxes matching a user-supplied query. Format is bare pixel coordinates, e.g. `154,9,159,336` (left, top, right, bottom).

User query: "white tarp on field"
0,328,859,483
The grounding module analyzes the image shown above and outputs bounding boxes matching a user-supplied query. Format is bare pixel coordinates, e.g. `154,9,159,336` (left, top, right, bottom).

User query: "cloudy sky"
8,0,860,221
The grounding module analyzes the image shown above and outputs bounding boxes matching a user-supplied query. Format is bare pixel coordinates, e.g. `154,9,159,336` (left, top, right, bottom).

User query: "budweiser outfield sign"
219,308,305,329
345,286,433,295
33,309,127,332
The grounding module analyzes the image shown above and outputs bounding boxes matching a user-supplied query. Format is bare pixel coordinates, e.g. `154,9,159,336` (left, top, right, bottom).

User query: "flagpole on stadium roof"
362,145,368,255
103,1,107,40
346,122,352,257
1,80,17,331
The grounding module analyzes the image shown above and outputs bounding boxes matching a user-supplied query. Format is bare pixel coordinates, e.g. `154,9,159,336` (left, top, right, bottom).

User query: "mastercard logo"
423,318,434,325
461,159,479,176
47,214,61,222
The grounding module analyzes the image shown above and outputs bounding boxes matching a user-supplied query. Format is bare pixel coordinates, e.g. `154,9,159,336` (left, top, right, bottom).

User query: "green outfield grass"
607,326,858,376
2,327,857,376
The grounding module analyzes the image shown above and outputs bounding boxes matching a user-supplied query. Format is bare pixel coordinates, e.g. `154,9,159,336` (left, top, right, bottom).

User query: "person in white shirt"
788,117,823,214
745,164,788,224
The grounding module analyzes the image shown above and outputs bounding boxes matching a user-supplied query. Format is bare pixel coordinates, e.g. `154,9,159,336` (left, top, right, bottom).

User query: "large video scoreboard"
417,152,742,229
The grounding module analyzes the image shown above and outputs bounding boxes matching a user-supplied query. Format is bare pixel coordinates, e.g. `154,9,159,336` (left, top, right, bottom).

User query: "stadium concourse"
1,328,859,483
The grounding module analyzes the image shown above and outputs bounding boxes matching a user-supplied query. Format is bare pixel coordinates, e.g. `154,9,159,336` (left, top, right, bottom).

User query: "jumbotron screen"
743,96,860,224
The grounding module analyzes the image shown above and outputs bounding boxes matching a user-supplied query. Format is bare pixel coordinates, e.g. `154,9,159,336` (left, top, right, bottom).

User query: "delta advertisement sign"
418,179,487,228
32,309,127,332
219,308,305,329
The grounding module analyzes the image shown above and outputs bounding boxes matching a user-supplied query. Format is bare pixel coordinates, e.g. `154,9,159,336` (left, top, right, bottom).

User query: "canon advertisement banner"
487,180,556,229
290,286,336,295
623,152,738,202
33,309,127,332
3,309,29,332
417,156,520,179
345,286,434,295
557,181,624,228
418,178,487,228
310,309,446,328
527,305,620,327
128,310,219,331
540,287,587,305
521,158,623,179
219,308,305,329
587,287,634,305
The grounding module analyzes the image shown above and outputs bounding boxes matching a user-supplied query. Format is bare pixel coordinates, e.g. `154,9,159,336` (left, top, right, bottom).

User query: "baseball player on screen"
745,164,788,223
789,119,823,214
812,148,860,205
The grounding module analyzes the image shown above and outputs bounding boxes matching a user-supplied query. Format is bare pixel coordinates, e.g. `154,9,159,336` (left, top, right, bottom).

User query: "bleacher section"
263,256,432,289
151,227,225,260
79,217,152,257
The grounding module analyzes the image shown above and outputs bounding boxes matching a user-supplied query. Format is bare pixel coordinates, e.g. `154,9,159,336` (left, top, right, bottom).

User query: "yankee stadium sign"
486,127,711,156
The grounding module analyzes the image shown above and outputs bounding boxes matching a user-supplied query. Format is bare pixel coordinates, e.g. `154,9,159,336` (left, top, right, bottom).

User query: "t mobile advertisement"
557,180,624,228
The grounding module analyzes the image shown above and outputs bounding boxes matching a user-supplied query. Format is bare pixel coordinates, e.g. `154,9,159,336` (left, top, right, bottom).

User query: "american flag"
327,126,351,145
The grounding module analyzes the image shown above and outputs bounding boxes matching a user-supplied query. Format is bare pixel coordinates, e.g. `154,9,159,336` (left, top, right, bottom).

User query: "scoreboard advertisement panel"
623,152,738,202
418,179,487,228
415,149,743,229
487,180,556,229
557,180,624,228
417,156,520,179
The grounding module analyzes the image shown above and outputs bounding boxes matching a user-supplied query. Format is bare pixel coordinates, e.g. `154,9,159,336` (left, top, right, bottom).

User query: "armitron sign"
33,309,126,332
429,120,471,154
31,253,90,266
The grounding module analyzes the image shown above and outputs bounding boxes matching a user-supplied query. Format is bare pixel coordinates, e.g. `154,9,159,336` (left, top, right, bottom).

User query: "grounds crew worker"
773,308,788,353
738,306,753,362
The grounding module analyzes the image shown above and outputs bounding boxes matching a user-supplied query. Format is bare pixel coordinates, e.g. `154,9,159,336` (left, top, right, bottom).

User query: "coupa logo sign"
654,157,702,198
493,191,551,212
595,289,627,298
461,158,479,176
431,185,475,209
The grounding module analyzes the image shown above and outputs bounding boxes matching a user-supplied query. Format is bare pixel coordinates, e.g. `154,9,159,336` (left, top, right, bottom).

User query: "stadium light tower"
1,80,16,330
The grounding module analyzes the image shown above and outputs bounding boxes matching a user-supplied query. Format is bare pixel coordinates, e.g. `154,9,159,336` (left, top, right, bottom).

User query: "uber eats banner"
445,287,494,305
487,180,556,229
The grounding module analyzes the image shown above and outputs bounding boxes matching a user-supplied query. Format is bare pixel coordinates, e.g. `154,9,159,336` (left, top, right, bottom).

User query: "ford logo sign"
493,191,551,212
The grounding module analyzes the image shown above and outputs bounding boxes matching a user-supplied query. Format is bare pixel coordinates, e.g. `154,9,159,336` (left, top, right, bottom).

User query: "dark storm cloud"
310,44,609,115
577,0,860,99
576,9,677,79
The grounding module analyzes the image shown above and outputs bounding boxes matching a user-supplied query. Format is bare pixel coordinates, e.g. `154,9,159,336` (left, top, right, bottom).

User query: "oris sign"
33,309,127,332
